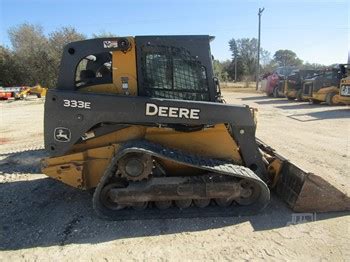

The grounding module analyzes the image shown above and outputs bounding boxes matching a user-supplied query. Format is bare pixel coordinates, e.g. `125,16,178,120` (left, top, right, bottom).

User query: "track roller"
155,200,172,210
132,202,148,210
194,199,211,208
215,198,233,207
175,199,192,209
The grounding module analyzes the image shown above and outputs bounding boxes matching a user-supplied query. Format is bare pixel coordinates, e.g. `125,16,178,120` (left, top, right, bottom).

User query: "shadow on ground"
276,103,327,110
254,99,294,105
0,176,348,251
239,95,272,101
287,108,350,122
0,149,47,174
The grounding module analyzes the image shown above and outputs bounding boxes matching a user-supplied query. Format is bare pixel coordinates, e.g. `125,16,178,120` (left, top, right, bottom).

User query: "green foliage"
213,59,229,82
92,31,118,38
300,62,327,70
2,24,85,87
273,49,303,67
47,27,86,87
228,37,269,81
0,46,27,86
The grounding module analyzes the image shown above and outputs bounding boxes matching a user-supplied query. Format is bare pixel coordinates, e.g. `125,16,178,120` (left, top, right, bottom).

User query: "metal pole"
234,56,237,82
256,7,264,90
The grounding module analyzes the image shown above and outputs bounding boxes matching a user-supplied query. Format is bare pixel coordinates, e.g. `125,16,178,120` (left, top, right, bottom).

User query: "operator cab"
59,36,220,102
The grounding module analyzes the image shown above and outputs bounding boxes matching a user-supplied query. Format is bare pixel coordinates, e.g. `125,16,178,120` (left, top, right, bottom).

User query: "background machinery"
0,86,21,100
264,66,296,98
284,69,320,101
333,64,350,105
41,36,347,219
14,84,47,100
302,64,349,105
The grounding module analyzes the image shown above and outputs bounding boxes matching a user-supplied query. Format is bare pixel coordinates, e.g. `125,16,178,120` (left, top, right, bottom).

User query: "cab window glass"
142,46,209,101
75,52,112,88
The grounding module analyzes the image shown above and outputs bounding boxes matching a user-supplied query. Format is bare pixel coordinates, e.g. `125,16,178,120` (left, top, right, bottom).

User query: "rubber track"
93,140,270,220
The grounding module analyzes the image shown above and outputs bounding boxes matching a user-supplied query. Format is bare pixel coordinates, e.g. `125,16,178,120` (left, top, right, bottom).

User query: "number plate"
340,85,350,96
63,99,91,109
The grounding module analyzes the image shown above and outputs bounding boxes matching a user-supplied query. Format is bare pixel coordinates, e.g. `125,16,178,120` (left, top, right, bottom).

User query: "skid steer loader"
302,64,349,105
42,36,349,219
333,66,350,105
284,69,320,101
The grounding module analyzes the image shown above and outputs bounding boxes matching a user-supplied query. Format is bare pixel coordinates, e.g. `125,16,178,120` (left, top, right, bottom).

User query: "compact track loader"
284,70,320,101
302,64,349,105
42,36,349,219
333,67,350,105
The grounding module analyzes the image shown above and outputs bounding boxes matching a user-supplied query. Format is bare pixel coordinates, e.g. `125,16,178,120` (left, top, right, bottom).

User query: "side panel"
145,124,241,162
44,124,242,188
42,145,117,189
44,89,268,180
57,37,133,90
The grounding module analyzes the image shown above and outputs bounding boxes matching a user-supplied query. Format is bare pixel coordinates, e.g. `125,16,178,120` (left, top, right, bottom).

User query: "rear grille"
303,83,313,96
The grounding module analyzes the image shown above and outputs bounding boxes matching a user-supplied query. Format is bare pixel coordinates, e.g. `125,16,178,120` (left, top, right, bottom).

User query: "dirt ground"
0,93,349,261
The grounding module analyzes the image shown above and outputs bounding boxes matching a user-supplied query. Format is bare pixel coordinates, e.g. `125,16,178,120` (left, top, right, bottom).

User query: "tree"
48,27,85,87
260,50,271,67
92,31,118,38
5,24,85,88
300,62,327,70
220,60,231,82
213,59,223,79
273,49,302,67
0,46,26,86
229,37,268,81
228,39,243,81
213,60,229,82
236,38,258,78
8,23,51,86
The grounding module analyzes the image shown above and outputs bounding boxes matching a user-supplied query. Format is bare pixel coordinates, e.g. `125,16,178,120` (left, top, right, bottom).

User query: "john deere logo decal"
54,127,71,142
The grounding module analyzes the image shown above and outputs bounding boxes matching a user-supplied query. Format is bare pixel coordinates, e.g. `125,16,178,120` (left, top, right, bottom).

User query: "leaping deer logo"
54,127,71,142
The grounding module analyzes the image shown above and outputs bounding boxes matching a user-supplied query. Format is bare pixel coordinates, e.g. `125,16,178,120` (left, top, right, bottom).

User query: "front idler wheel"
236,179,260,206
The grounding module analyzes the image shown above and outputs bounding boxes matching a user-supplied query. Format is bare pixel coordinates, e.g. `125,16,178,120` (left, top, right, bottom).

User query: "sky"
0,0,349,65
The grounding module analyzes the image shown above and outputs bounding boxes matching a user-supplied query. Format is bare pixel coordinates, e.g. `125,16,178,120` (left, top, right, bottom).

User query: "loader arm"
44,89,268,181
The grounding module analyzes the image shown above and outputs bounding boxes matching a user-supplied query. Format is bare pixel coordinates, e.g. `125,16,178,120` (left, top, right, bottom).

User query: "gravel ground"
0,93,349,261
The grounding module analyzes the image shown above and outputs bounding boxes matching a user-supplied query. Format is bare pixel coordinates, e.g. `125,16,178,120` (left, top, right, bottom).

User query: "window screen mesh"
141,45,209,101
